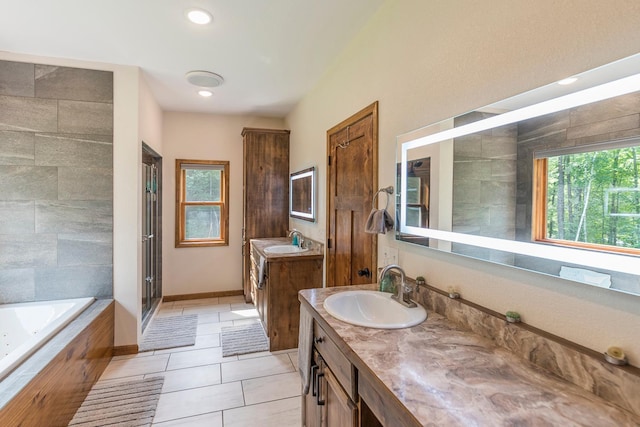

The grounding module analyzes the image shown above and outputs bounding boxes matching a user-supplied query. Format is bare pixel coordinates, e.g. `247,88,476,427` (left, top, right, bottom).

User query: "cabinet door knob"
357,267,371,277
314,337,324,344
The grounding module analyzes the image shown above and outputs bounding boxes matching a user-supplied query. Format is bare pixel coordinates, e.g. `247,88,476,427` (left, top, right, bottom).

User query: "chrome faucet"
378,264,417,308
288,229,304,248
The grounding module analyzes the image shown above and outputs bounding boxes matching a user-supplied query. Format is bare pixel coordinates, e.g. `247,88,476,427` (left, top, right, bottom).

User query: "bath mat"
138,314,198,352
69,376,164,426
221,321,269,357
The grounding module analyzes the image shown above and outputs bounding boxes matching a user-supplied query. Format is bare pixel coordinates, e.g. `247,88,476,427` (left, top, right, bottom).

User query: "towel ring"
372,186,394,209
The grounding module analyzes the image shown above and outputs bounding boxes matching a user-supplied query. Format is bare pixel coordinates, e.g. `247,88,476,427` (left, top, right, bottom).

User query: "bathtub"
0,297,95,381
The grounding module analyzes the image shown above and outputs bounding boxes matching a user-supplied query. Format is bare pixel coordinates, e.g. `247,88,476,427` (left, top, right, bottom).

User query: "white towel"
258,255,266,289
365,208,394,234
298,304,314,395
559,266,611,288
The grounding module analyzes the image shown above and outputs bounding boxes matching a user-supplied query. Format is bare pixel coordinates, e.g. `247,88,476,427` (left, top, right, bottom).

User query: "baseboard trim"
163,289,244,302
112,344,139,356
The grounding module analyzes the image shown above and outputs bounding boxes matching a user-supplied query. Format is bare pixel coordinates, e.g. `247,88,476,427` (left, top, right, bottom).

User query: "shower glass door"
142,149,162,328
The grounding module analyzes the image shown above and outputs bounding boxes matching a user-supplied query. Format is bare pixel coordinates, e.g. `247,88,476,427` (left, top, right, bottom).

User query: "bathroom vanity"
300,284,640,426
250,237,323,351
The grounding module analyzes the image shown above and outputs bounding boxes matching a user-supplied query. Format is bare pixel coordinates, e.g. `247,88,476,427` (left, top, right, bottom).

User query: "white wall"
139,71,163,155
285,0,640,365
162,112,285,296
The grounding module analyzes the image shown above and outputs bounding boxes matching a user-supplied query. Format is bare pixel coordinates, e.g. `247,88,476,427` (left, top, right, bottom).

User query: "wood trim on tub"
0,301,114,427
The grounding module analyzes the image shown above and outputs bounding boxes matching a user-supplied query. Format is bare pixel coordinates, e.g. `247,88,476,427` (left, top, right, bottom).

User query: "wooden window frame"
532,158,640,256
175,159,229,248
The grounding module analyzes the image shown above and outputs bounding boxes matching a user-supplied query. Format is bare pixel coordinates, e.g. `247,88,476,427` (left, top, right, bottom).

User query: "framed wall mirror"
290,166,316,222
397,53,640,296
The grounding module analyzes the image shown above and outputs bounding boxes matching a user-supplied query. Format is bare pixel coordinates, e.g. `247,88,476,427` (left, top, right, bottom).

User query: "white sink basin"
323,290,427,329
263,245,309,254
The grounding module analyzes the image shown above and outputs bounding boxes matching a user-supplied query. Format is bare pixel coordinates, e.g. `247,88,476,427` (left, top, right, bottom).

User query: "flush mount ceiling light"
186,8,212,25
558,77,578,85
185,70,224,88
198,90,213,97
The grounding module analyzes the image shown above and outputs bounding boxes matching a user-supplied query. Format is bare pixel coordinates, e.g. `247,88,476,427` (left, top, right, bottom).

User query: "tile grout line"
109,299,302,425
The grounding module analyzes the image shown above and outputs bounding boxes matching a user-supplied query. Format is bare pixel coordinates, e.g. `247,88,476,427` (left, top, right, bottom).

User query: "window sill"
175,240,228,248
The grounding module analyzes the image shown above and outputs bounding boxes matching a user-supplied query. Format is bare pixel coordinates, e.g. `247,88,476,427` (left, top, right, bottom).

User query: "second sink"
263,245,309,254
323,290,427,329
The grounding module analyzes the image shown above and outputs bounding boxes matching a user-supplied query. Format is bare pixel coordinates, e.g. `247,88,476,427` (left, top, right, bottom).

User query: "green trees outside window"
185,168,222,239
545,145,639,250
176,159,229,247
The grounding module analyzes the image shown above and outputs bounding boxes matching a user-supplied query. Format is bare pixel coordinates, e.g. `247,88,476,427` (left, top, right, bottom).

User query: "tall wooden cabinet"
242,128,290,303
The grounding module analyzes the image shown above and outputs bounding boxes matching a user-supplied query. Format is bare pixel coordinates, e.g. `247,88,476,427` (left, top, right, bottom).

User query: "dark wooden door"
326,102,378,287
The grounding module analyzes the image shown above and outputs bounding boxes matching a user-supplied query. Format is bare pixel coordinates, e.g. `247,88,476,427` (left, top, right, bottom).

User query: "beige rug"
221,321,269,356
139,314,198,352
68,376,164,426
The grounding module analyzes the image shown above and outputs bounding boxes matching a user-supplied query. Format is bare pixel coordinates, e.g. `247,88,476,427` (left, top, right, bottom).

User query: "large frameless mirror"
397,53,640,295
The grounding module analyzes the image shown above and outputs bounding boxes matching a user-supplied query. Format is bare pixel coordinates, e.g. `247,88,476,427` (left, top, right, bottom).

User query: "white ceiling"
0,0,385,117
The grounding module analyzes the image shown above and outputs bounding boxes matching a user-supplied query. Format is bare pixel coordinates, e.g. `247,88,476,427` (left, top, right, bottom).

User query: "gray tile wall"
452,111,517,264
0,60,113,303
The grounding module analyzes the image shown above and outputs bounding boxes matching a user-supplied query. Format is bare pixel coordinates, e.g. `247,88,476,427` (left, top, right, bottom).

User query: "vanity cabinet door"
250,246,268,332
303,353,358,427
303,352,323,427
324,365,358,427
311,322,359,427
249,248,260,308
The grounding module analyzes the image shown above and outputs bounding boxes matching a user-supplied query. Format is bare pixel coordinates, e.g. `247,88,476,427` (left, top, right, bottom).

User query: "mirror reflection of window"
534,139,640,255
406,176,421,204
400,158,431,228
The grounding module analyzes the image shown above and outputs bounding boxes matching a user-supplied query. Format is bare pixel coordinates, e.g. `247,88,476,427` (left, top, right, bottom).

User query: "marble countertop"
300,285,640,426
250,237,324,260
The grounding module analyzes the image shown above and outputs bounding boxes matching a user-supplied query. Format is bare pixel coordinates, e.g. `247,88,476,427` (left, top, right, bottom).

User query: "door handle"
357,268,371,278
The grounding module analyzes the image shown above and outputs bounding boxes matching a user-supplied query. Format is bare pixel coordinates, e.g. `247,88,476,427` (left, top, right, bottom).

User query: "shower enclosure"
142,144,162,329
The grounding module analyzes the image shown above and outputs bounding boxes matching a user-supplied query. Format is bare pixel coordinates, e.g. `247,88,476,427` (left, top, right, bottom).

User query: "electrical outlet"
381,246,398,266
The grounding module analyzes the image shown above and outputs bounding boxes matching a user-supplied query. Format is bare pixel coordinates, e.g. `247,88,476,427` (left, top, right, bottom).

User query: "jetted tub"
0,297,95,381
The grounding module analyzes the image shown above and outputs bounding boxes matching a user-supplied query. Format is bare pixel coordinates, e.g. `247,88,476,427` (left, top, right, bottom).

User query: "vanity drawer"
313,321,356,401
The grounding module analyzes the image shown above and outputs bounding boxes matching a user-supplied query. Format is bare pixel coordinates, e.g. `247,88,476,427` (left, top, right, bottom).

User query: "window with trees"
533,139,640,255
175,159,229,248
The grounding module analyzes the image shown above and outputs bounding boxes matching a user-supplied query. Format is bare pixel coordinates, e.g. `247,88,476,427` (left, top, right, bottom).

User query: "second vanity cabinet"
250,238,323,352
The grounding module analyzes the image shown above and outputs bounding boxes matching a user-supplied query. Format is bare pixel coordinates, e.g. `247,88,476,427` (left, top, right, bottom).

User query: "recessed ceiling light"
198,90,213,97
558,77,578,85
185,70,224,88
186,8,212,25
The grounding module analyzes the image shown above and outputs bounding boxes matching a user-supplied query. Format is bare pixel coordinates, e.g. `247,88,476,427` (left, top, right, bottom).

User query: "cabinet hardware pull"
316,372,325,406
314,337,324,344
311,364,319,397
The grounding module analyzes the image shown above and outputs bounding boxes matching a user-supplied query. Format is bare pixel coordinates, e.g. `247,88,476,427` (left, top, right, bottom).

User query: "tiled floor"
97,296,301,426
